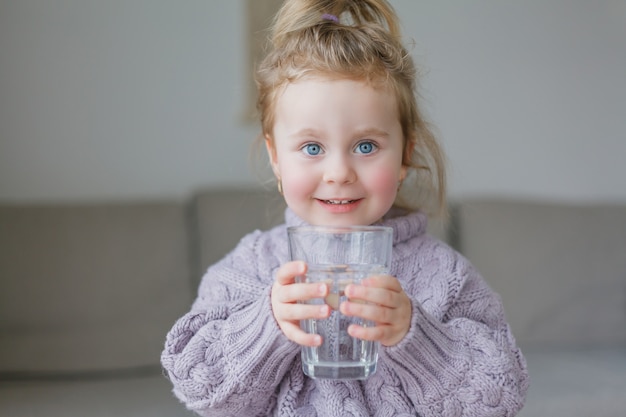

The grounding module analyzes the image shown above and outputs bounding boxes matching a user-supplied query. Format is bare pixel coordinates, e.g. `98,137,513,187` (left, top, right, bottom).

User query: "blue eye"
356,141,376,154
303,143,322,156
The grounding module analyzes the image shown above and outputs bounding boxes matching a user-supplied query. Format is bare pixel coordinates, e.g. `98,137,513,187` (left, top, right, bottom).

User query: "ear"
399,165,408,182
264,134,281,179
400,136,415,181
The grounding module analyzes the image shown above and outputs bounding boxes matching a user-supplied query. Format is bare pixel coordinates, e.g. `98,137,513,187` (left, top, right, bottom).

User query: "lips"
316,198,362,213
324,199,357,205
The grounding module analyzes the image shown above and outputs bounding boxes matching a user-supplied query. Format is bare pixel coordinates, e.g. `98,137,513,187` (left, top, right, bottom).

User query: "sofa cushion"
0,374,196,417
191,187,286,281
456,199,626,348
0,202,193,373
517,348,626,417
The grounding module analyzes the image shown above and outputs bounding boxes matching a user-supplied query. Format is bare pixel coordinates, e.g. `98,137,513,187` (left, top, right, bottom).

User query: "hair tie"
321,13,339,23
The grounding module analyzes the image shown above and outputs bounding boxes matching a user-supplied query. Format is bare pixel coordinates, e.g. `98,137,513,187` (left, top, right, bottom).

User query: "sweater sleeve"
374,245,529,416
161,231,301,416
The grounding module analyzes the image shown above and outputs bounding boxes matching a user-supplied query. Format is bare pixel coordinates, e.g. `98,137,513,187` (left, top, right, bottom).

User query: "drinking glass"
287,225,393,379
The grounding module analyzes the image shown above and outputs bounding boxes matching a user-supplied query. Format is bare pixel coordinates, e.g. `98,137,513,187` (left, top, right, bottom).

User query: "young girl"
162,1,529,415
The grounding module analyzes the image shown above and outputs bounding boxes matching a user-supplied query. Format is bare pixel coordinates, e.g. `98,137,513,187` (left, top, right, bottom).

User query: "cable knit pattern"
161,208,529,416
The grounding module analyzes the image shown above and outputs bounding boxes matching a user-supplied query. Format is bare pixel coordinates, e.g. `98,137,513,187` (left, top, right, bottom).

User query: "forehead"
276,77,396,113
271,77,402,143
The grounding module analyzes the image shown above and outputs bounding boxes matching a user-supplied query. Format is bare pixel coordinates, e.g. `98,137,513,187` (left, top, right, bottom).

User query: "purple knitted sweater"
161,208,529,416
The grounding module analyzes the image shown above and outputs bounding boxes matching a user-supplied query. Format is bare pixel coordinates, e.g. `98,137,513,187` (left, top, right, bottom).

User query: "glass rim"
287,225,393,234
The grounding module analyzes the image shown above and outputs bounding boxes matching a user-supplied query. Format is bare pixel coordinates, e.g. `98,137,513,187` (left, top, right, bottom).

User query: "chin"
310,215,375,227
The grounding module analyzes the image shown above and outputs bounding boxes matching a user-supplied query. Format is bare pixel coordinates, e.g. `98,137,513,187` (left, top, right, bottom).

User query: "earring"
277,179,283,195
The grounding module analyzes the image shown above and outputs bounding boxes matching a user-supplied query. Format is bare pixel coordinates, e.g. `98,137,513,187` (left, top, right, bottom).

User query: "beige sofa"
1,187,625,416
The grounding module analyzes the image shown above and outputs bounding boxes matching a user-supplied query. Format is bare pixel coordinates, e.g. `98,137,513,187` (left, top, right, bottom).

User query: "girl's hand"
271,261,331,347
341,275,412,347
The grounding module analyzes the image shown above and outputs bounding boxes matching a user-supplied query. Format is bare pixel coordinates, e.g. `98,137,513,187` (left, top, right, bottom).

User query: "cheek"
280,162,316,199
363,165,401,204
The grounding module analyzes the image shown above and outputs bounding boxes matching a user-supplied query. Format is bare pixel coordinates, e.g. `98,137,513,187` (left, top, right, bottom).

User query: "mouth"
316,198,363,213
323,199,358,205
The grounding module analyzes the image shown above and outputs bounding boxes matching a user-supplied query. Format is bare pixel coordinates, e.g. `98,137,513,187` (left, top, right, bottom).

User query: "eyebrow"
288,128,321,139
353,127,390,139
289,127,390,140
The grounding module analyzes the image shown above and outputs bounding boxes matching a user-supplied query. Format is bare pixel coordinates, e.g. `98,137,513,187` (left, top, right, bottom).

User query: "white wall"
1,1,625,203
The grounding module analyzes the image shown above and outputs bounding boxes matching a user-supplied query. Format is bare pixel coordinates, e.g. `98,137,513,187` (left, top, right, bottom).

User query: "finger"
274,261,307,285
274,281,329,304
361,275,404,292
280,321,323,347
275,303,330,322
344,283,398,308
341,300,394,324
350,320,409,347
347,323,388,342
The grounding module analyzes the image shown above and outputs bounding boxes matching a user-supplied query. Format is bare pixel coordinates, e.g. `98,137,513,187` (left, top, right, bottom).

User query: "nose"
322,154,356,184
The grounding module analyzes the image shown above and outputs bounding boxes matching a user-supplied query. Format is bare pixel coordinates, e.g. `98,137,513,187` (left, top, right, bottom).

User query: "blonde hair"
255,0,446,216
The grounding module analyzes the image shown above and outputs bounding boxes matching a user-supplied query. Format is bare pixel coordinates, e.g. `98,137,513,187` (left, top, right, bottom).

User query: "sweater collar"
284,207,428,245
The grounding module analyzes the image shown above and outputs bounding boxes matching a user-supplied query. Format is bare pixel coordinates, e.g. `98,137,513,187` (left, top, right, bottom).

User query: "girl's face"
266,77,407,226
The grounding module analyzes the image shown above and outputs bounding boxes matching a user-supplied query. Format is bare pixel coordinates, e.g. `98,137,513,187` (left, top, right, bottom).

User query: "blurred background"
1,2,625,416
1,0,625,204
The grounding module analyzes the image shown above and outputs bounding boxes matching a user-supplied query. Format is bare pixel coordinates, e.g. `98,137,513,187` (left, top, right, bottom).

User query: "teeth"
327,200,353,205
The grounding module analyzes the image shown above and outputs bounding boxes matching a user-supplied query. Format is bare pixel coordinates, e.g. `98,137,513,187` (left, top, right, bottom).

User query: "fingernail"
318,284,326,295
345,284,352,296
